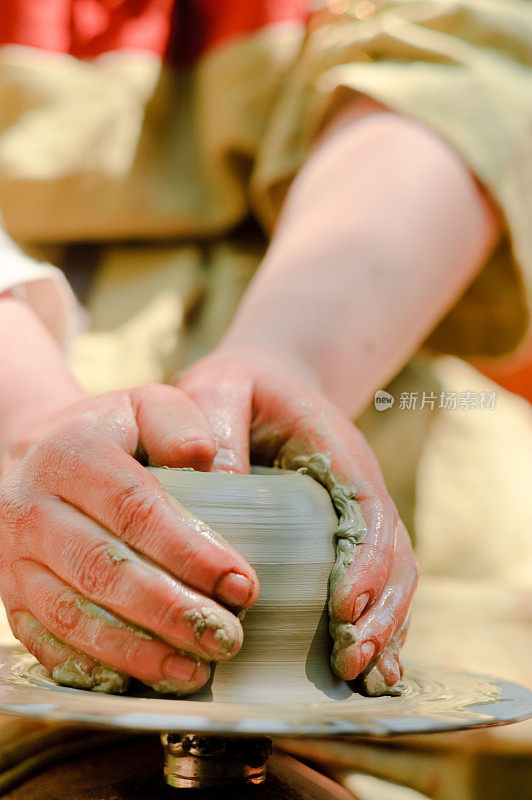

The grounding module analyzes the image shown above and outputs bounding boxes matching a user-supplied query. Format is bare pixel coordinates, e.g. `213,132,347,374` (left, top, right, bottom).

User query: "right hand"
178,346,418,693
0,384,259,694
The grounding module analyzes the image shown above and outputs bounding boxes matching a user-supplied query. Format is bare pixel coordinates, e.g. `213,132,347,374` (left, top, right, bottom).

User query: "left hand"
177,345,418,693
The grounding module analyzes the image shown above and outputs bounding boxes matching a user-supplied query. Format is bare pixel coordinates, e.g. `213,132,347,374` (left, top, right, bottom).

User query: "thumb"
179,364,253,474
130,383,216,470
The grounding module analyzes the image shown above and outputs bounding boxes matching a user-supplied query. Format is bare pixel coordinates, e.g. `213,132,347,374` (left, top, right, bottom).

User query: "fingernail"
216,572,253,607
360,641,375,669
353,592,370,619
163,653,199,684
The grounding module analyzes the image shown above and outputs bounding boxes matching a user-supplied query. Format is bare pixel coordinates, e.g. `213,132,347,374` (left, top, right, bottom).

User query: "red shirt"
0,0,309,65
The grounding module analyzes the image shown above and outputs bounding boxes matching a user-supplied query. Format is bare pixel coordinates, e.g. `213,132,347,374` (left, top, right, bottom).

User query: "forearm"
221,105,501,417
0,297,84,462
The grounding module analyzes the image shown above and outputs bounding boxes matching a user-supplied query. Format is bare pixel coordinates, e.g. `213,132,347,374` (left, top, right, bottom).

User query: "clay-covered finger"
8,609,130,694
29,409,258,610
357,617,409,696
251,382,412,683
270,404,397,620
26,508,244,661
329,523,417,682
13,562,212,694
371,648,402,689
327,491,397,624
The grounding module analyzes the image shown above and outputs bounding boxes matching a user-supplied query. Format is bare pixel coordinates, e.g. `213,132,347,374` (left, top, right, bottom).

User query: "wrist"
0,297,86,466
2,390,85,466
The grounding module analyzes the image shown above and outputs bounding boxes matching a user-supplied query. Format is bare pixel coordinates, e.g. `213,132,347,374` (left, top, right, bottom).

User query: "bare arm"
0,297,84,466
222,99,501,416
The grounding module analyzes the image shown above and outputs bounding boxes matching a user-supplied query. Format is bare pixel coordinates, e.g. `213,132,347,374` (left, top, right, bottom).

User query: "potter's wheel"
1,646,531,737
0,469,531,794
1,468,532,738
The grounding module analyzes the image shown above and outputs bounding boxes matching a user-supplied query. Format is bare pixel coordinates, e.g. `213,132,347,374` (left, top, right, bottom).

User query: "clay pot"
149,467,353,703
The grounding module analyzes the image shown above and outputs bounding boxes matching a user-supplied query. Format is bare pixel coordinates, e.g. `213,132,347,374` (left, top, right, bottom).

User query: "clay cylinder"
149,467,352,704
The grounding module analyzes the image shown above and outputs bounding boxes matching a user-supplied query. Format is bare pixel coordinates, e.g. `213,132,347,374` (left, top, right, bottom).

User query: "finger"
131,384,216,471
328,491,397,624
330,522,417,681
356,618,410,696
271,401,397,620
13,562,212,694
30,427,259,610
8,609,130,694
179,363,253,473
29,497,244,661
374,640,405,686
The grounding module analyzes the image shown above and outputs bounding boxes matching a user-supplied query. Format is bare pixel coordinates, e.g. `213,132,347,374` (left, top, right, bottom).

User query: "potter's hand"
0,384,258,694
178,347,418,694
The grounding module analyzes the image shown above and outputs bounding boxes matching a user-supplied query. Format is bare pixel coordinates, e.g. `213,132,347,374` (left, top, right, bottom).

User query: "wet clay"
27,601,141,693
184,608,235,654
358,661,404,697
106,546,129,565
52,658,129,694
148,678,191,695
26,616,65,653
277,452,400,697
76,598,153,640
24,614,130,693
279,452,367,592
